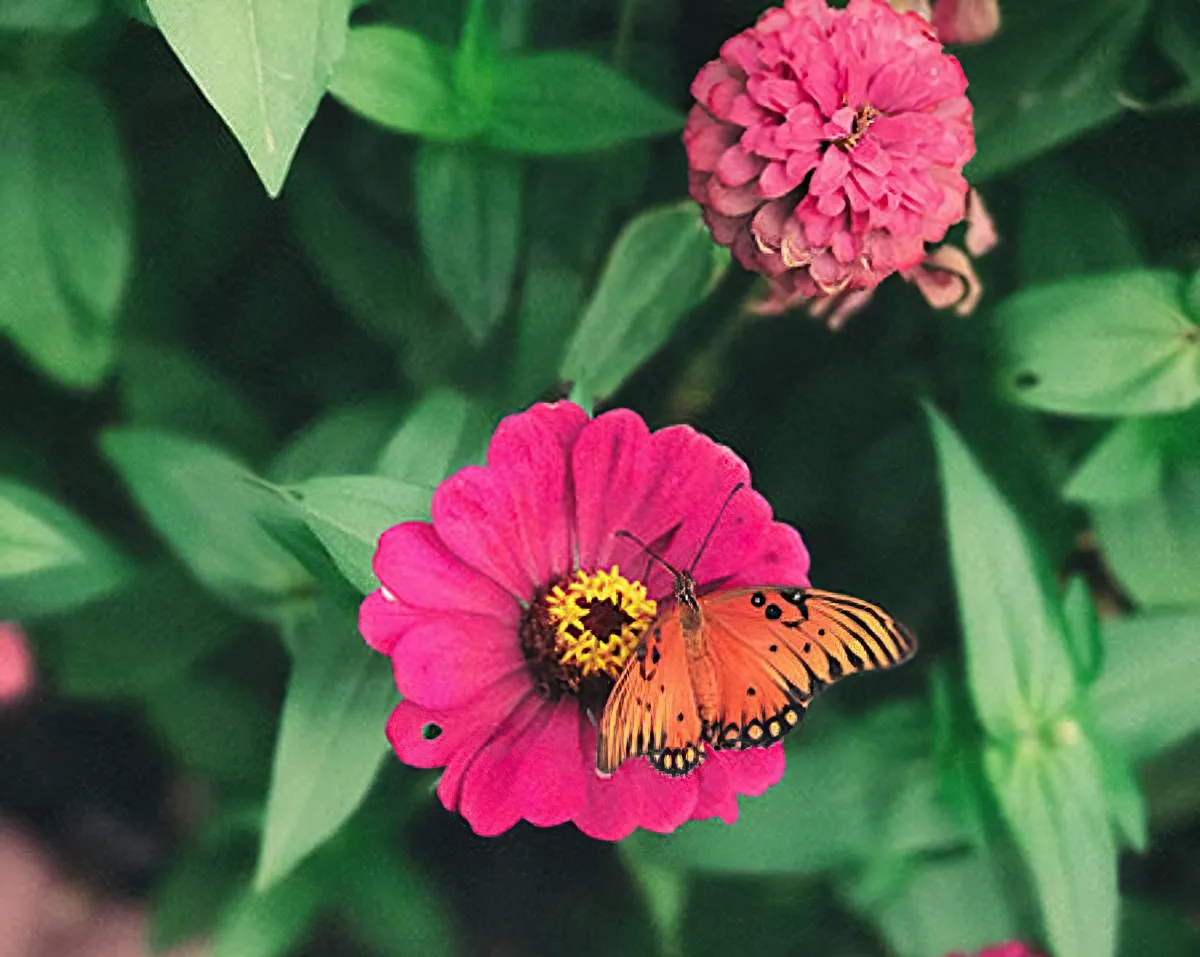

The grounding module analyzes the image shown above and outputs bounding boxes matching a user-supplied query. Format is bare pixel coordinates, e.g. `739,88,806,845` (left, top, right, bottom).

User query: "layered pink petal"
390,615,526,709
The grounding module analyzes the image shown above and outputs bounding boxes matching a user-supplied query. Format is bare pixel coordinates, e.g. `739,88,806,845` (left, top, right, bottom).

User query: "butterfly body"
596,577,916,778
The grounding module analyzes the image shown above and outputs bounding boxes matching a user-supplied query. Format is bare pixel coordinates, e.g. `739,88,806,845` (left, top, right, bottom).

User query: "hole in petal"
421,723,443,740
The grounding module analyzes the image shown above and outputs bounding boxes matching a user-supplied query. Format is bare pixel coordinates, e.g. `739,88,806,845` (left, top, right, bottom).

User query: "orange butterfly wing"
596,614,707,777
697,587,917,751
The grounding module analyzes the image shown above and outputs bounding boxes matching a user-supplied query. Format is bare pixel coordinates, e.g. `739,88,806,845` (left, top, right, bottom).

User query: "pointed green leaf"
1092,608,1200,761
375,390,493,488
281,475,430,595
998,270,1200,417
0,76,131,388
147,0,352,197
0,479,127,619
329,26,482,140
985,730,1117,957
1064,418,1166,506
1061,575,1103,686
214,869,323,957
270,401,403,483
562,202,721,400
485,51,683,154
925,404,1077,736
255,601,397,890
101,429,311,613
415,143,522,340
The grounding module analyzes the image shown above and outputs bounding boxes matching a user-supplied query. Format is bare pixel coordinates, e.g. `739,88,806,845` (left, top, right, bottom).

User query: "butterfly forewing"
697,586,916,751
596,617,707,777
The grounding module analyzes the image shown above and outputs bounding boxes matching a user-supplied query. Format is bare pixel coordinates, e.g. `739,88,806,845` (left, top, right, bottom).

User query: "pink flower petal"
0,623,34,704
432,402,588,600
390,615,526,709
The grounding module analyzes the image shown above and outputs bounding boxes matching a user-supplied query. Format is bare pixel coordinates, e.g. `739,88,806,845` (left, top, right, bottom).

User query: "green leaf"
962,0,1149,181
0,0,101,30
1063,418,1166,506
415,143,522,340
375,389,493,488
101,429,312,614
924,404,1077,736
985,730,1118,957
53,563,237,698
1158,0,1200,88
561,202,721,400
270,401,403,483
151,830,250,952
509,246,585,403
624,704,958,874
485,51,683,154
119,342,270,459
282,476,431,595
1019,159,1143,287
1061,576,1103,686
1091,464,1200,607
213,870,323,957
146,0,352,197
1092,608,1200,761
998,270,1200,417
255,601,397,891
0,76,132,388
0,479,127,619
1095,734,1147,852
329,26,482,140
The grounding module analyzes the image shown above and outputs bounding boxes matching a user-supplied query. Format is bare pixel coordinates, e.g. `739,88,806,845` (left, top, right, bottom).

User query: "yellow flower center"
520,566,657,704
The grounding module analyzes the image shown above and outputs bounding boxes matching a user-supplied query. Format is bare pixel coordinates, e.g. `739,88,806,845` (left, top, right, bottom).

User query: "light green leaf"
101,429,312,614
415,143,522,340
1061,575,1103,685
485,51,683,154
213,870,323,957
1063,418,1166,506
329,26,482,140
281,475,431,595
147,0,352,197
54,564,237,698
1091,465,1200,607
925,404,1077,736
1096,735,1147,852
1092,608,1200,761
962,0,1149,181
1019,159,1143,287
0,76,132,388
0,479,127,619
562,202,721,400
255,601,397,891
375,389,493,488
986,731,1118,957
998,270,1200,416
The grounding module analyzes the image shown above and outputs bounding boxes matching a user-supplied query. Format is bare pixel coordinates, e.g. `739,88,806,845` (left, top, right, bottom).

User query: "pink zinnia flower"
946,944,1045,957
685,0,974,302
359,402,809,839
0,623,34,705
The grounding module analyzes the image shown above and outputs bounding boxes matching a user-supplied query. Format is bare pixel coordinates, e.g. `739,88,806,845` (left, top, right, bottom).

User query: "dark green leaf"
562,202,722,400
329,26,483,140
509,246,585,403
375,389,493,488
255,601,397,890
985,730,1117,957
1158,0,1200,88
0,478,127,619
54,563,237,698
925,404,1077,736
962,0,1149,181
147,0,352,197
0,76,132,388
998,270,1200,416
485,51,683,154
415,143,522,340
0,0,101,29
1019,159,1143,287
1092,608,1200,761
270,401,404,483
283,475,431,595
101,429,312,613
151,831,250,952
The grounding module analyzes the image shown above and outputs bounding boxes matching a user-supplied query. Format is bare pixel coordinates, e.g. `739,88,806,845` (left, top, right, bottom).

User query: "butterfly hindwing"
596,616,706,777
698,586,916,751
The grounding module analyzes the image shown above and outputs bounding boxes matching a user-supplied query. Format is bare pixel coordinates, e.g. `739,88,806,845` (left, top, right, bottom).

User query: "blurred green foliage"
2,1,1200,957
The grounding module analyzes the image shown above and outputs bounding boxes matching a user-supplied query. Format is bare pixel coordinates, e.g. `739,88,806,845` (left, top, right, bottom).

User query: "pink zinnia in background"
947,943,1045,957
359,402,809,839
686,0,974,304
932,0,1002,45
0,622,34,705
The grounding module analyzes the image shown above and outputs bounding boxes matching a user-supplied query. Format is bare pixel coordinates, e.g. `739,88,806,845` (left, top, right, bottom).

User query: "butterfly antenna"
614,530,681,577
688,482,745,572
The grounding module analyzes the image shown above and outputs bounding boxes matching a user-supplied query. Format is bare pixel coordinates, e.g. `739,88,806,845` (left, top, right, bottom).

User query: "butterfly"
596,484,917,778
